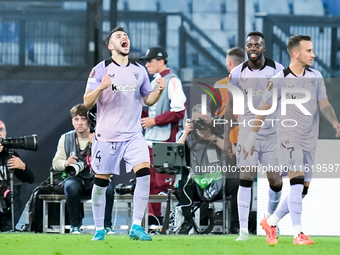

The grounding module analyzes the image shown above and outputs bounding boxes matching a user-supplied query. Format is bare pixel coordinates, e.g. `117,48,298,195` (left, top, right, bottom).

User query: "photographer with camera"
0,120,35,232
52,104,115,234
176,105,239,234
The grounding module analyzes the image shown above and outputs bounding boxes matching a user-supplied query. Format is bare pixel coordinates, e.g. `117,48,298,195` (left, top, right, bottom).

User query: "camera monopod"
3,149,16,232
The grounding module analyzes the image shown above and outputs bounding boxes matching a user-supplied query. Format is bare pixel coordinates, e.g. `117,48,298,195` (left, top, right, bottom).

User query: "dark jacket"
0,150,34,187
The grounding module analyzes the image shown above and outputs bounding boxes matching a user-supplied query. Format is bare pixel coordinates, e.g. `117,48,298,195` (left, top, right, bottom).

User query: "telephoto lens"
65,161,85,176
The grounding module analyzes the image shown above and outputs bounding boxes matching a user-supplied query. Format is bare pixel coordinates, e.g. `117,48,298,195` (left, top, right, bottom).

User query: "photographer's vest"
145,72,178,142
190,136,223,189
64,130,78,158
63,130,92,179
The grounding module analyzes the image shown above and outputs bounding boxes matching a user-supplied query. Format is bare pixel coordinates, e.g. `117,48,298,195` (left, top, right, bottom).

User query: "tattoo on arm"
321,105,338,124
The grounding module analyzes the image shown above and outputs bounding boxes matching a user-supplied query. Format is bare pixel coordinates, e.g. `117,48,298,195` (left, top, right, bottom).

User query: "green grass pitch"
1,233,340,255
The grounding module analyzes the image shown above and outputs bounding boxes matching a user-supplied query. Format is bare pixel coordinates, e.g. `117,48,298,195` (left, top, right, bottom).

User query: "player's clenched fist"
156,77,166,91
98,75,112,91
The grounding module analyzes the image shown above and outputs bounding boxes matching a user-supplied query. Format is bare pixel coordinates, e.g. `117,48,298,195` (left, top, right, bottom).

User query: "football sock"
92,184,107,230
288,184,303,229
266,185,282,216
133,173,150,224
238,185,251,229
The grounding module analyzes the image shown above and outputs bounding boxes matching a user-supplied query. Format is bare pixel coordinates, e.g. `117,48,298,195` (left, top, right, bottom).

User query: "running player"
243,35,340,245
84,27,165,241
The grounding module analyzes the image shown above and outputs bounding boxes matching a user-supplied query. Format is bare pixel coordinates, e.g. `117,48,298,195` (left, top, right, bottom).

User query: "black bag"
196,179,223,202
26,171,65,232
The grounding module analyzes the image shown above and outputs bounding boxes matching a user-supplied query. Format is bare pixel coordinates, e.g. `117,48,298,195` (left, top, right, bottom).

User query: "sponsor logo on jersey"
111,84,137,92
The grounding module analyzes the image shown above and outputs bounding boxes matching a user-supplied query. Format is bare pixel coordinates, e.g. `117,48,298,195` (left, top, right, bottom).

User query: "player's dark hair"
247,31,265,39
287,35,311,54
227,47,245,65
106,26,126,45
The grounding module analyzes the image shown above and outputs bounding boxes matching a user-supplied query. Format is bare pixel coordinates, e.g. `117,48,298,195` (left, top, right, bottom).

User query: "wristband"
243,130,257,153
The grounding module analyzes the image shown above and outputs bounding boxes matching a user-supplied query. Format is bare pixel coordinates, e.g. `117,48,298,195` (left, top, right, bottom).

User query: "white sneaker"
70,226,81,234
105,227,116,235
236,229,249,241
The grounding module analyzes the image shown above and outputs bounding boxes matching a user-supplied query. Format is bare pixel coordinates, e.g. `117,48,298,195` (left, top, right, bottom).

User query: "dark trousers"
0,182,35,231
63,176,114,228
177,176,239,229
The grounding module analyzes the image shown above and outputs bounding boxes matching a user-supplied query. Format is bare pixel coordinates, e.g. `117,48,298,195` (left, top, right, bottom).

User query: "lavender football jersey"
262,67,327,151
86,58,152,142
229,58,284,140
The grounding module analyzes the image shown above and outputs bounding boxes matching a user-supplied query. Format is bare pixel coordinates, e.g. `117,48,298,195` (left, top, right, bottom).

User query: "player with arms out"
84,27,165,241
243,35,340,245
224,31,284,241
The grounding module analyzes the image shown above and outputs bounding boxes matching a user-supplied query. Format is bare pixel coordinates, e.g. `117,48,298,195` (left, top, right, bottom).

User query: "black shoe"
148,215,163,226
178,220,193,234
230,227,240,235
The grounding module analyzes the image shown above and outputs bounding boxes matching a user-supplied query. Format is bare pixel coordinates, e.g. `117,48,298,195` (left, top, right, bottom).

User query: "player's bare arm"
319,98,340,138
143,77,165,106
83,75,112,108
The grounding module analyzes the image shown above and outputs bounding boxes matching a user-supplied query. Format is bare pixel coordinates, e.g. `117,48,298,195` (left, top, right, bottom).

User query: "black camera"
192,118,211,130
0,134,38,151
115,179,136,195
87,105,97,131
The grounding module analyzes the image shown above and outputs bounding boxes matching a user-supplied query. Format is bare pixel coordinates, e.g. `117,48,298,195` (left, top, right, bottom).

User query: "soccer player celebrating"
84,27,165,241
224,31,284,241
243,35,340,245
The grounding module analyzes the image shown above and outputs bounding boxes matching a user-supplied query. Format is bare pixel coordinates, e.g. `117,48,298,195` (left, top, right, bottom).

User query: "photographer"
52,104,115,234
0,120,35,232
176,105,239,234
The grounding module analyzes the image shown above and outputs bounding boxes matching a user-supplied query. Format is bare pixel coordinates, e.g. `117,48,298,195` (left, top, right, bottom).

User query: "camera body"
191,118,211,131
190,117,224,138
115,179,136,195
65,161,86,176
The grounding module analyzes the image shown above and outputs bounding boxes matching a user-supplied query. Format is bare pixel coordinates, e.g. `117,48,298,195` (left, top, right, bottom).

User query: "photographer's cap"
139,47,167,61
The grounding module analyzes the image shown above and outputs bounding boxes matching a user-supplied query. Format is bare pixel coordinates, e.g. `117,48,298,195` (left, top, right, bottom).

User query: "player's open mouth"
250,53,257,58
121,41,128,48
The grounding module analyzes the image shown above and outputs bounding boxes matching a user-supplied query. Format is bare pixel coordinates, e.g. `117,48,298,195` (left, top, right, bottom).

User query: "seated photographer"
0,120,35,232
176,105,239,234
52,104,115,234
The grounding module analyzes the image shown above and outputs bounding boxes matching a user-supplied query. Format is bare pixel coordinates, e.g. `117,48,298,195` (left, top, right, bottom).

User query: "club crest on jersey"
89,69,95,78
228,74,232,83
267,81,273,91
134,73,139,80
